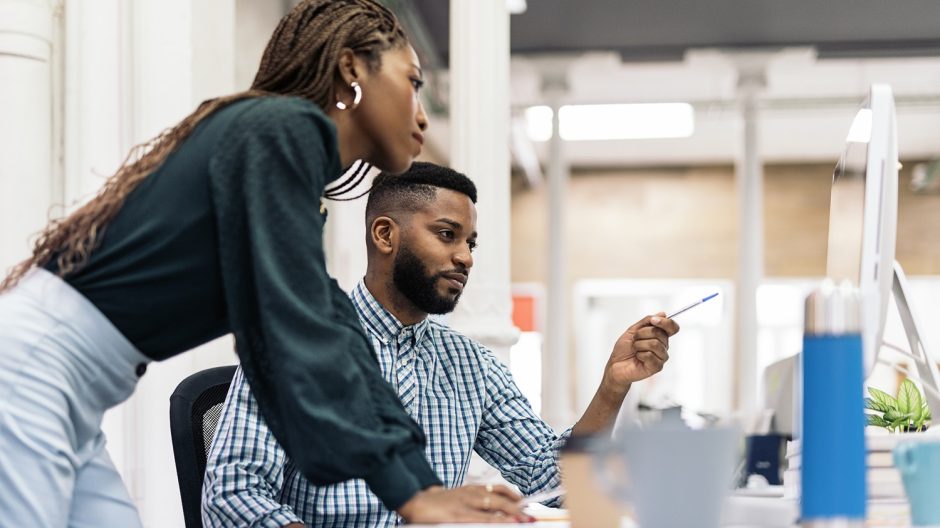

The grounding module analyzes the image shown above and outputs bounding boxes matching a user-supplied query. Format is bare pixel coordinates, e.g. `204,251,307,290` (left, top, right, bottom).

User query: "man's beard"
392,245,464,315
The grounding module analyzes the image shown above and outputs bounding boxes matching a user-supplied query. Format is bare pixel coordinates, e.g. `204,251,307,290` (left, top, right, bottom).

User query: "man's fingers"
626,315,653,333
649,312,680,336
628,312,680,337
616,329,637,349
633,338,668,361
633,326,669,347
636,350,667,371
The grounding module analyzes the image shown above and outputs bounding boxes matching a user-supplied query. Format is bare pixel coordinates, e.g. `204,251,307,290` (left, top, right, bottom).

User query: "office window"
573,279,734,418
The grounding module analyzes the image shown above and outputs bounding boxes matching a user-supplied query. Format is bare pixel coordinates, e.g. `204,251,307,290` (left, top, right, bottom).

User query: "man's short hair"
366,162,477,223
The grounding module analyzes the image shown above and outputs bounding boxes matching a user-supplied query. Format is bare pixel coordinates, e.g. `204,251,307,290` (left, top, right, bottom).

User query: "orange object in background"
512,295,536,332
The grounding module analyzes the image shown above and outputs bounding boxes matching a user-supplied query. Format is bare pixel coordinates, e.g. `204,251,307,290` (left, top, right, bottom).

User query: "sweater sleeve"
207,97,441,511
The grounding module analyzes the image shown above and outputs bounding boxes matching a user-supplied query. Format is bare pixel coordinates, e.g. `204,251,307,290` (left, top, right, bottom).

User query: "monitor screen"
827,121,869,285
825,85,898,377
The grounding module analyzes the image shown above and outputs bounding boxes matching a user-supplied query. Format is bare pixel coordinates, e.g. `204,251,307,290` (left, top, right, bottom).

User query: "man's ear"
370,216,398,256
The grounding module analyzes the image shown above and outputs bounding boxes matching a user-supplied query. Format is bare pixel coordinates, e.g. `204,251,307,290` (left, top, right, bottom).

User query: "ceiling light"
525,103,695,141
506,0,527,15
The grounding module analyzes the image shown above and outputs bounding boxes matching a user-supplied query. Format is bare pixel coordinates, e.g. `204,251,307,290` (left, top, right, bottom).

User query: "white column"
0,0,54,273
733,64,767,412
447,0,518,362
60,2,237,526
63,0,124,207
63,0,135,508
542,72,572,428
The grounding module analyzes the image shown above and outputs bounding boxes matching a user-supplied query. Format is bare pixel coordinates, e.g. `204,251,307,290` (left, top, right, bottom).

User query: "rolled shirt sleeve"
473,349,571,506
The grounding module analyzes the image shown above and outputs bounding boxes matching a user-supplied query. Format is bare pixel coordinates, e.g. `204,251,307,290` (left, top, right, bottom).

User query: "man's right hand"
396,484,532,524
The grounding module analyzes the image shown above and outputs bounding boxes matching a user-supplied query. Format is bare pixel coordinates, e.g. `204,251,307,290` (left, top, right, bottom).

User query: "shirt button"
135,363,147,377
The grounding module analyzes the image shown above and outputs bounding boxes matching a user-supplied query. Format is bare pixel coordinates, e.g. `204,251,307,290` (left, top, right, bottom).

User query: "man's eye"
468,241,477,253
439,230,454,240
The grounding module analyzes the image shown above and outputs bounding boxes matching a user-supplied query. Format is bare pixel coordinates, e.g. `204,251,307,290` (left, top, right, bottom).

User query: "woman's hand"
397,484,534,524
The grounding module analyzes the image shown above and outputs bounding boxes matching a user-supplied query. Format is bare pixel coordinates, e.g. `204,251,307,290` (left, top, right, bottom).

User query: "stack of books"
783,433,906,500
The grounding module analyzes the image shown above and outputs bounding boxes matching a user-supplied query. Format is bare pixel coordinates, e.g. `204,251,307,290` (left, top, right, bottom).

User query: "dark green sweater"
47,96,441,509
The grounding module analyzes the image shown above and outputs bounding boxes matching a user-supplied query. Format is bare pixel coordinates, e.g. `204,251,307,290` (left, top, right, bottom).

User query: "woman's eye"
411,78,425,91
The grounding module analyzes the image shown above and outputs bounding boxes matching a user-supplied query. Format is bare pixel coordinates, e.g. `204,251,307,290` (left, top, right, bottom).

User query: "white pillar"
447,0,518,362
61,2,238,526
733,64,767,411
542,72,572,428
0,0,54,273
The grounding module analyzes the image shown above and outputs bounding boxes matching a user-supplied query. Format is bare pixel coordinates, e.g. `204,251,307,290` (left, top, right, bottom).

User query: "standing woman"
0,1,523,526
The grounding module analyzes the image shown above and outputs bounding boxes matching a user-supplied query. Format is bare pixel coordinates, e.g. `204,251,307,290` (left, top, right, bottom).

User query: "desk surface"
412,495,909,528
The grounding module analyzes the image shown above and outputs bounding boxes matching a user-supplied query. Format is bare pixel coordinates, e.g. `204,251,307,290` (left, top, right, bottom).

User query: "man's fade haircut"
365,162,477,226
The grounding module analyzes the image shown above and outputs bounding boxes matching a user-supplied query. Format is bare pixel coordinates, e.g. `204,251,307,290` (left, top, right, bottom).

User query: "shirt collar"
351,280,431,347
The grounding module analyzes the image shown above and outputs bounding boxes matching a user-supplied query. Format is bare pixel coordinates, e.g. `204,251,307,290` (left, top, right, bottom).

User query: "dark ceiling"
406,0,940,64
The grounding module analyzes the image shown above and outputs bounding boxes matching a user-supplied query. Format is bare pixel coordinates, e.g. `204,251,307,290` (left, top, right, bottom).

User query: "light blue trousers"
0,269,150,527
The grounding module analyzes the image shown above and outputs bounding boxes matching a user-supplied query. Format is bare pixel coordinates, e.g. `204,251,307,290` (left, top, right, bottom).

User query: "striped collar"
351,280,431,348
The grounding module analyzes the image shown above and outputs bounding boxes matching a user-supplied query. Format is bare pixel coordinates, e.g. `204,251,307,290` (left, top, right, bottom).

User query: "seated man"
202,162,678,527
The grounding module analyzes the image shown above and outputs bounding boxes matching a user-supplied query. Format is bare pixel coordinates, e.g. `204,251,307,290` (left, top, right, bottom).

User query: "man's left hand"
600,312,679,399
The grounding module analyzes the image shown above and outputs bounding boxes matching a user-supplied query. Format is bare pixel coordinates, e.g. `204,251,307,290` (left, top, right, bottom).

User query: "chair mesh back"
191,383,233,476
202,402,225,456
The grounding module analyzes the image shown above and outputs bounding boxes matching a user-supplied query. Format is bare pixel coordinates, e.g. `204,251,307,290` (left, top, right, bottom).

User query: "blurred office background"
2,0,940,525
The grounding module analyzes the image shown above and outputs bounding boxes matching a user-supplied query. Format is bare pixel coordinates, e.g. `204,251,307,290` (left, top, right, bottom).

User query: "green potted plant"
865,379,932,433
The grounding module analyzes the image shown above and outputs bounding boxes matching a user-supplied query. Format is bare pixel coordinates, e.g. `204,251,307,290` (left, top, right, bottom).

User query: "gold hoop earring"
335,81,362,110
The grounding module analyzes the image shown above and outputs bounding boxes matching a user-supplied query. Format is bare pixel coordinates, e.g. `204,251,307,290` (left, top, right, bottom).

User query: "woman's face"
355,44,429,174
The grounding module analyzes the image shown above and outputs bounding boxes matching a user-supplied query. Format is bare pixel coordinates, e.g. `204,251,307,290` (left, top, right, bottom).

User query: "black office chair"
169,365,238,528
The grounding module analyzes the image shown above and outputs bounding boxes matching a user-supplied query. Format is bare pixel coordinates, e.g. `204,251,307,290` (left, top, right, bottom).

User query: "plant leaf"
898,379,918,416
891,416,910,431
865,397,888,413
912,391,927,427
869,387,898,413
911,382,923,414
866,414,889,428
884,409,902,423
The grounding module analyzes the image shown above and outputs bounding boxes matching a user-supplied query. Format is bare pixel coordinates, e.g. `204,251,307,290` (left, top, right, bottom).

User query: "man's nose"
454,247,473,270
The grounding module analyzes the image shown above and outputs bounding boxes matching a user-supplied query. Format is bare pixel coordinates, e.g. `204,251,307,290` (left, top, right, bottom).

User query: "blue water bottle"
801,279,866,527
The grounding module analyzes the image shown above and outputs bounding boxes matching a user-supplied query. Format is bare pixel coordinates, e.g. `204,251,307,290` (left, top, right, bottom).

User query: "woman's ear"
336,48,364,86
370,217,397,255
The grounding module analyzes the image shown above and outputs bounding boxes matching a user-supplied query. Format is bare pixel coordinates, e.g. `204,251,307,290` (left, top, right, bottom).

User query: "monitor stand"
885,260,940,418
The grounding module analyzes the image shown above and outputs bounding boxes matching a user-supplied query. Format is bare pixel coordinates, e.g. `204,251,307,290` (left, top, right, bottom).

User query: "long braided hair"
1,0,409,292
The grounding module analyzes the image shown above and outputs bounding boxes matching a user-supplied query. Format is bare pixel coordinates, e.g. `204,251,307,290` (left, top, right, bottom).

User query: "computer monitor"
826,84,897,377
825,84,940,417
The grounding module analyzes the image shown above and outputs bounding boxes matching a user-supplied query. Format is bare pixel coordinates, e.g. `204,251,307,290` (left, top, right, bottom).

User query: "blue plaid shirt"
203,281,569,527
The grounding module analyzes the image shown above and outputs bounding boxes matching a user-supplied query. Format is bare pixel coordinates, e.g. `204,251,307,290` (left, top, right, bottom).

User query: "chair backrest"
169,365,238,528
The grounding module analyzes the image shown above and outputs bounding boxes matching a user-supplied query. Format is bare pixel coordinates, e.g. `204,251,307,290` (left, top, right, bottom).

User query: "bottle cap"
804,278,861,335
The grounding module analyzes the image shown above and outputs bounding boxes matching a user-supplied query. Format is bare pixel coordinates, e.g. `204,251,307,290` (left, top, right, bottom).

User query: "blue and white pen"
667,292,719,319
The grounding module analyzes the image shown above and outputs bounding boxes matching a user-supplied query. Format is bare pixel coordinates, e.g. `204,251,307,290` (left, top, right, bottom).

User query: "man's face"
392,188,477,315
